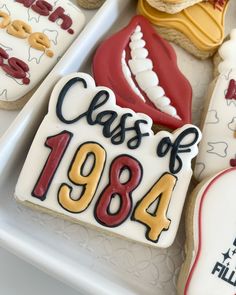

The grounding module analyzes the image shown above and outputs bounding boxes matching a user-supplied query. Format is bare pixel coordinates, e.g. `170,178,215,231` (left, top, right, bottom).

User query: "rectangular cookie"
0,0,85,109
15,72,201,248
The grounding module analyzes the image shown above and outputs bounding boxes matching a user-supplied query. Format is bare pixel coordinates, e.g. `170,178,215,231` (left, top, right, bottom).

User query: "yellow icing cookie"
137,0,229,57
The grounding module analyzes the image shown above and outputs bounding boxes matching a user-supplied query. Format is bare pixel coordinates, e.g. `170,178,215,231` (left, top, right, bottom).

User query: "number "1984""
32,131,177,243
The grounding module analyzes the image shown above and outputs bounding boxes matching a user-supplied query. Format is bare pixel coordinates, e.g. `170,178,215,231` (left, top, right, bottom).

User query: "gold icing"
0,12,53,56
137,0,228,51
134,173,176,242
28,32,53,56
7,20,32,39
58,143,106,213
0,11,10,28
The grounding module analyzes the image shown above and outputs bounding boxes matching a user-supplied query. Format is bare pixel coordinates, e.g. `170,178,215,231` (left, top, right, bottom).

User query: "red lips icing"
93,16,192,130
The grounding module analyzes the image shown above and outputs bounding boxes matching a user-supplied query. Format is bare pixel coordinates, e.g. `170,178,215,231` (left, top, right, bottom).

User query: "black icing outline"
56,76,88,124
157,127,200,174
131,172,178,243
233,238,236,247
56,77,150,149
94,154,143,228
57,141,107,214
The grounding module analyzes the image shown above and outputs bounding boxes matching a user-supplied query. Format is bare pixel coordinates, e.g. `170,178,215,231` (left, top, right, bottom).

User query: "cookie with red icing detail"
0,0,85,109
93,16,192,131
15,72,201,248
178,167,236,295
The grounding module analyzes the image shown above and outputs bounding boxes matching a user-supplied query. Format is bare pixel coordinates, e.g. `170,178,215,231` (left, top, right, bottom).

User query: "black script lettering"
156,127,199,174
56,77,150,149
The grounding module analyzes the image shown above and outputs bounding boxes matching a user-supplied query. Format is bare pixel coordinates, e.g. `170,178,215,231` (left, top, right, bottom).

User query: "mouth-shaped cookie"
93,16,192,130
138,0,229,56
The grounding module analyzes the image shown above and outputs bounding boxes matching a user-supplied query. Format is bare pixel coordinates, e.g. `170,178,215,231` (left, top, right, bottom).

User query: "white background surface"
0,247,82,295
0,1,236,295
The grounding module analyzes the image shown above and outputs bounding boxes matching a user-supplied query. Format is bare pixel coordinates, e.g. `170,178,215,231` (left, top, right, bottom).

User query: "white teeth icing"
131,32,143,41
136,70,159,90
122,25,180,120
146,86,165,100
131,48,148,59
162,104,177,117
128,59,153,75
129,39,146,50
121,50,146,102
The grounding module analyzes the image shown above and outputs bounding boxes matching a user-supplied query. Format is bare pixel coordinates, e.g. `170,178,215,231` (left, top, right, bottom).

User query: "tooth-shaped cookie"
146,0,227,14
0,0,85,110
93,16,192,130
178,167,236,295
194,29,236,182
15,72,201,248
137,0,229,59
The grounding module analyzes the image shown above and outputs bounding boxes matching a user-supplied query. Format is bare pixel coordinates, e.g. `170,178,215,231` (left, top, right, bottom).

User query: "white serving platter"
0,1,235,294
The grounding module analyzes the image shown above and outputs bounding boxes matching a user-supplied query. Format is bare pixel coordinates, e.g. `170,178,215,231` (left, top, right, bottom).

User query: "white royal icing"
15,73,201,248
0,0,85,102
194,29,236,181
121,50,146,102
218,29,236,74
185,168,236,294
122,25,180,119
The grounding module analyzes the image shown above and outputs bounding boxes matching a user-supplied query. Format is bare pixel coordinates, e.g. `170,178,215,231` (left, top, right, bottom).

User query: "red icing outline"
93,16,192,130
184,167,236,294
209,0,228,10
95,154,142,227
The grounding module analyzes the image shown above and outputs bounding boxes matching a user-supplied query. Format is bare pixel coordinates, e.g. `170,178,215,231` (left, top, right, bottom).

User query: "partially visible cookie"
146,0,227,14
0,0,85,110
194,29,236,182
178,167,236,295
76,0,105,9
93,15,193,131
146,0,202,14
137,0,229,59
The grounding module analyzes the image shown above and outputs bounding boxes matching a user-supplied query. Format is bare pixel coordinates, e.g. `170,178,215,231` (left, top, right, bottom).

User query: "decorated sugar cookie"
178,167,236,295
0,0,85,109
93,16,192,131
137,0,229,59
15,72,201,248
194,29,236,181
145,0,227,14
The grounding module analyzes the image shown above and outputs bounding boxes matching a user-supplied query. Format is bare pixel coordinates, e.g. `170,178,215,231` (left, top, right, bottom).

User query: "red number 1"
32,131,72,200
